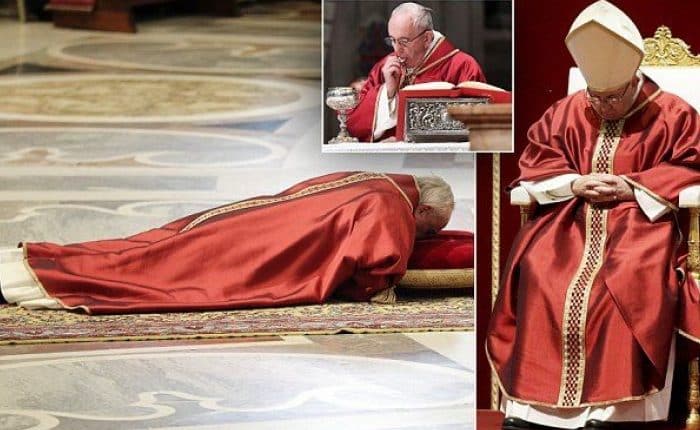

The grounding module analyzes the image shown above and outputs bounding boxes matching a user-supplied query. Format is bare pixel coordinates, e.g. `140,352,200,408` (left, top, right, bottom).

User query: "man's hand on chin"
381,55,404,99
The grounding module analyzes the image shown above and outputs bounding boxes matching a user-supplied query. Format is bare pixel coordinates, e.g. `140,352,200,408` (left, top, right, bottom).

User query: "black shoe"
502,417,535,429
584,419,616,429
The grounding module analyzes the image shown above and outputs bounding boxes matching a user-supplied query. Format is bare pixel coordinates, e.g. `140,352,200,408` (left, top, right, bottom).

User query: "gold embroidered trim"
485,344,661,409
414,49,460,80
491,154,502,409
180,172,390,232
414,35,445,72
557,119,624,407
21,244,91,314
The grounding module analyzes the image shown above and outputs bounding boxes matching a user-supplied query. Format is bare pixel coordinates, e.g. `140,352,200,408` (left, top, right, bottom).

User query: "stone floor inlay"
48,36,320,78
0,128,287,168
0,334,473,430
0,74,317,123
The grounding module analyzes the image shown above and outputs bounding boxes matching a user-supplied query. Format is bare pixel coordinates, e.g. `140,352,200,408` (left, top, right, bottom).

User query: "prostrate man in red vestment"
486,1,700,429
0,172,455,315
346,2,486,142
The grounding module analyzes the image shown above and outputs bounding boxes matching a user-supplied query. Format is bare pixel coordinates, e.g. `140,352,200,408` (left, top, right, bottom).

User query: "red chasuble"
487,78,700,408
346,36,486,142
22,172,420,314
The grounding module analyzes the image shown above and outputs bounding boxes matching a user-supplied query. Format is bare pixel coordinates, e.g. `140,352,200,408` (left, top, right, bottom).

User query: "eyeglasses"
586,83,631,105
384,29,429,48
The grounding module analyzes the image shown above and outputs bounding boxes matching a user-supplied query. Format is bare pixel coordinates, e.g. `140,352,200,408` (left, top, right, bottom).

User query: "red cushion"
408,230,474,270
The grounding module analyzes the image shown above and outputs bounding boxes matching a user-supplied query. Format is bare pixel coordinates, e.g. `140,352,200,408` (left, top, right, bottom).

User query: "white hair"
415,175,454,223
390,2,434,31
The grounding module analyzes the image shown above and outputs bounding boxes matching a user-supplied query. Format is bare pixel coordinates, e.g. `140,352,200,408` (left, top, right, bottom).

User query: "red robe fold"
23,172,420,315
487,78,700,408
346,36,486,142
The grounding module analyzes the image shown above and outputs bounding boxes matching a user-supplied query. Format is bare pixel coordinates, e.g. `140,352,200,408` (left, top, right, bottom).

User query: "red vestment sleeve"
450,52,486,84
621,99,700,206
512,100,582,188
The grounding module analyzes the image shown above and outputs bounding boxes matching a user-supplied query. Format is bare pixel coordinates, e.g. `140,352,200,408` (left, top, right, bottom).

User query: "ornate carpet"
0,295,472,344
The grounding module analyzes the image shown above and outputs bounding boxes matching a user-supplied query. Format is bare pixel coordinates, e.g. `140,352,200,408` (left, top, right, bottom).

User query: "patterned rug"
0,295,472,344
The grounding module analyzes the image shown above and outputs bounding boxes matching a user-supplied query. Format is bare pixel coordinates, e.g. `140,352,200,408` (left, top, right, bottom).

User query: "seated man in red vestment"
346,2,486,142
486,1,700,429
0,172,455,315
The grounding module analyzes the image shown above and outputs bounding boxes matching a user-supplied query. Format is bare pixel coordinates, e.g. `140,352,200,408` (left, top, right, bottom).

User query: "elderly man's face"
414,205,449,240
387,13,432,69
587,76,639,120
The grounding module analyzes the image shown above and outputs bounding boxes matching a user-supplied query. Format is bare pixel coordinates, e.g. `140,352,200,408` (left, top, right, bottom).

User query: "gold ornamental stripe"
557,206,608,406
414,49,460,80
180,172,390,232
557,119,624,407
412,36,446,75
21,244,91,314
491,153,502,410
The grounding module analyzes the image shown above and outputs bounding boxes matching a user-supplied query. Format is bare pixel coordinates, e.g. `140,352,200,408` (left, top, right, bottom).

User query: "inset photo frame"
323,0,512,153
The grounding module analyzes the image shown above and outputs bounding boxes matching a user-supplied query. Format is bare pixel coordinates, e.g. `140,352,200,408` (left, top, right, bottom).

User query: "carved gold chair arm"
680,186,700,428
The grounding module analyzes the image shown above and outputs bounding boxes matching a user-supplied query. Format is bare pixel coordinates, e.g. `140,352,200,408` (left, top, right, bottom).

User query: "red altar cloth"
22,172,420,315
487,78,700,407
346,36,486,142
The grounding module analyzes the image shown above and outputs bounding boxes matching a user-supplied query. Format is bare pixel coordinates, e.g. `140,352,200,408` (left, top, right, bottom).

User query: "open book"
400,81,512,103
395,80,512,142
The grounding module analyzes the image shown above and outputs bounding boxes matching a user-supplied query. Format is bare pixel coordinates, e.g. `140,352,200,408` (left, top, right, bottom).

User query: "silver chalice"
326,87,359,143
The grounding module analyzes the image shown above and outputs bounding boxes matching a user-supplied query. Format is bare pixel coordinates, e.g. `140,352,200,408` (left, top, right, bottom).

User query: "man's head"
414,175,454,239
565,1,644,118
586,71,640,120
387,2,434,68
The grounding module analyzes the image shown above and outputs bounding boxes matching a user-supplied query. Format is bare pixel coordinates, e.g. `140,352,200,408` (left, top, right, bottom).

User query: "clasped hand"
571,174,634,203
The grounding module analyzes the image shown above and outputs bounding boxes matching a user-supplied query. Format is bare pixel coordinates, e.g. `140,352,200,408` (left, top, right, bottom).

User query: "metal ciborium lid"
326,86,359,144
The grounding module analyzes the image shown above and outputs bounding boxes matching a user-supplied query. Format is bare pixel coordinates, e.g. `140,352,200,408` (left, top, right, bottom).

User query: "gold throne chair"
509,26,700,426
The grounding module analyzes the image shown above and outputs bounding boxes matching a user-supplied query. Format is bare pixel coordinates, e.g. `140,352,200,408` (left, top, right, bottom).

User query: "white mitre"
565,0,643,92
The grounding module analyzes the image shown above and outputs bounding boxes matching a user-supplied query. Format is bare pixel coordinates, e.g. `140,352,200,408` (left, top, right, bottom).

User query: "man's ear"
416,204,433,215
424,30,434,47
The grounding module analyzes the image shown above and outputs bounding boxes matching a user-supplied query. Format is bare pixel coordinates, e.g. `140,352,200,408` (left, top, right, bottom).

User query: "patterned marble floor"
0,332,474,430
0,3,473,428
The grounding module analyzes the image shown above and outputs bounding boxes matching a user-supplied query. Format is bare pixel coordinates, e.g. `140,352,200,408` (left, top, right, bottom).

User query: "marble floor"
0,3,473,428
0,332,474,430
